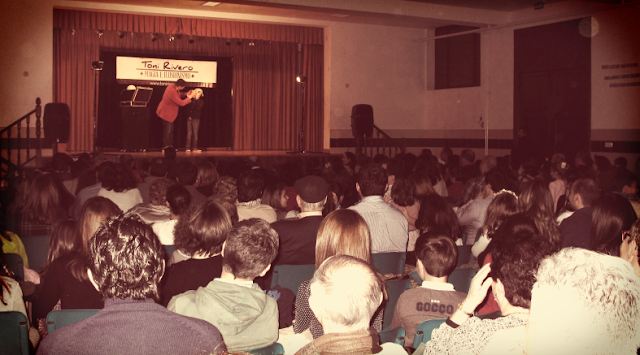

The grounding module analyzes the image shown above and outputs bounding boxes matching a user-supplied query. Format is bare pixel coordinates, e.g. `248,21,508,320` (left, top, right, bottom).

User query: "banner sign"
116,57,217,88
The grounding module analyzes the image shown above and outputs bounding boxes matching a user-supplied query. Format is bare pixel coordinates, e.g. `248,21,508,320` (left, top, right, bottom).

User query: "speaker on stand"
351,104,374,157
43,103,71,154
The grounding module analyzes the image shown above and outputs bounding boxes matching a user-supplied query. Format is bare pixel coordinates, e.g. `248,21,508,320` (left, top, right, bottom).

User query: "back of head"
119,154,134,168
149,157,169,177
149,178,176,206
415,232,458,277
484,170,507,193
390,176,414,207
483,190,520,237
409,172,435,199
309,255,383,331
590,193,638,256
103,163,137,192
529,248,640,355
315,209,372,269
614,156,628,169
480,155,497,173
222,218,278,279
357,163,387,197
461,149,475,165
572,178,601,207
518,180,560,247
615,168,637,193
416,193,461,242
24,174,74,224
174,161,198,186
89,213,165,300
197,162,219,187
44,219,77,273
236,170,265,202
174,200,232,257
166,184,191,216
490,214,556,309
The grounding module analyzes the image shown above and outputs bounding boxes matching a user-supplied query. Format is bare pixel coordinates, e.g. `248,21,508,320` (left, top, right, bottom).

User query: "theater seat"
412,318,447,348
372,252,406,275
0,311,30,355
270,264,315,295
46,309,100,334
378,326,406,346
246,342,284,355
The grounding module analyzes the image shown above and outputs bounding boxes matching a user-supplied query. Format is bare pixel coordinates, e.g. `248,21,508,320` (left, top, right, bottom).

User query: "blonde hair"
315,209,372,270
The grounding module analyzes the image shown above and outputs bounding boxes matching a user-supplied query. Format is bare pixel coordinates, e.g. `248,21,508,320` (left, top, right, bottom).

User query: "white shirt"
349,195,409,253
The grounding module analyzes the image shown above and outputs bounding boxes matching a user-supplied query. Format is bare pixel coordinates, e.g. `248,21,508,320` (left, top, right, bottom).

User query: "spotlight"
117,31,126,39
169,35,175,42
249,40,255,46
296,75,307,83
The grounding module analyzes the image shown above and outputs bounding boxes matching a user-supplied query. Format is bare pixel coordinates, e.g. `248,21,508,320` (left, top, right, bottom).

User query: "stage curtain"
53,26,323,152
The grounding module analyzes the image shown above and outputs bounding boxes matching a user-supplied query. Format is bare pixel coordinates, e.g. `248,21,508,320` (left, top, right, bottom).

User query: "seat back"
372,252,406,275
3,253,24,281
476,310,502,319
412,318,447,348
21,235,50,274
246,342,284,355
46,309,100,334
382,279,412,330
0,311,30,355
163,245,176,260
448,268,477,294
270,264,316,294
378,327,406,346
456,245,473,267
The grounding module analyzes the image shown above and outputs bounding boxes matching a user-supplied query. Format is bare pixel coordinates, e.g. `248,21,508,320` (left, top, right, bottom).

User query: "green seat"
372,252,406,275
448,268,477,294
46,309,100,334
378,326,405,346
412,318,447,348
457,245,473,267
4,253,24,281
0,311,30,355
382,279,412,330
270,264,316,294
246,342,284,355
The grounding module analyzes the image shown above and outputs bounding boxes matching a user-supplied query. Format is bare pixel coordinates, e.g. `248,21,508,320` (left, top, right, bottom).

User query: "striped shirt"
349,196,408,253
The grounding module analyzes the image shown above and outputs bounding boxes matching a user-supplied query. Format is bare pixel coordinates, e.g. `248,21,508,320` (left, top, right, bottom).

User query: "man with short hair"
272,175,328,265
390,232,467,345
138,157,169,204
37,214,226,355
296,255,403,355
156,78,194,149
169,218,279,352
173,161,207,207
236,169,277,223
560,178,601,248
348,163,408,253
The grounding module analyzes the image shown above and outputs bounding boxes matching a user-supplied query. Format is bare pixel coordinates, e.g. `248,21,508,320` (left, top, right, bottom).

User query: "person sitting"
390,232,467,345
423,214,556,355
160,200,233,305
152,184,191,245
348,163,408,253
236,169,277,223
272,175,328,266
168,218,279,352
295,255,403,355
615,168,640,217
456,170,506,245
560,178,601,248
294,209,384,338
73,161,113,219
485,248,640,355
262,182,290,221
37,213,226,355
173,161,207,207
97,162,143,212
471,190,519,259
137,157,170,204
129,178,175,225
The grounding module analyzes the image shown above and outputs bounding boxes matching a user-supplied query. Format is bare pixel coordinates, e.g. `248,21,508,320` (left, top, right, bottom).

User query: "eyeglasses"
622,230,631,242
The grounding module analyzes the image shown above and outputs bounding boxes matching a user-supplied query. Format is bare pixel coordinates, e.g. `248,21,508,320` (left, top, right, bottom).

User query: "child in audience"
390,232,467,346
168,218,279,352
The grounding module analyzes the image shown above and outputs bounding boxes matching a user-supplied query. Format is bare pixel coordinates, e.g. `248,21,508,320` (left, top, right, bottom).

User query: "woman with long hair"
294,209,384,339
41,219,76,275
472,190,520,260
97,162,143,212
15,174,74,237
416,193,462,245
262,182,289,221
32,197,121,319
195,161,219,198
518,180,562,250
590,193,638,264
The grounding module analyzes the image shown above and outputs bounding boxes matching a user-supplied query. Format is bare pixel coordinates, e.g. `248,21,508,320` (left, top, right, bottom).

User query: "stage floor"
102,148,331,159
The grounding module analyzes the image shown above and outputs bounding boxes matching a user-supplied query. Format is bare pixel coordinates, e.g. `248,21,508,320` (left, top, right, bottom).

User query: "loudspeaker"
43,103,70,144
122,107,149,150
351,104,374,138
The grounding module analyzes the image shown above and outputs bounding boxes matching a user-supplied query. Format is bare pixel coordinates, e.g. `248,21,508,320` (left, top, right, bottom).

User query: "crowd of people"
1,148,639,354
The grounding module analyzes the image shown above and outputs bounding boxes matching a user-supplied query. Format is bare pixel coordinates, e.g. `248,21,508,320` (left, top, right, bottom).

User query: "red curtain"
53,10,323,152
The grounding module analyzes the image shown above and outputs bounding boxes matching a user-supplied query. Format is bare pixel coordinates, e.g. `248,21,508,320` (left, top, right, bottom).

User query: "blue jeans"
186,117,200,149
162,120,173,147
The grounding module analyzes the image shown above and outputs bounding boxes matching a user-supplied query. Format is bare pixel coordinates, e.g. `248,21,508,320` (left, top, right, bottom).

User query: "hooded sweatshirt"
168,279,278,352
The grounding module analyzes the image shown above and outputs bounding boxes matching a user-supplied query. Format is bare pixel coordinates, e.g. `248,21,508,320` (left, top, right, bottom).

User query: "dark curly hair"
174,200,232,257
390,176,414,207
101,163,137,192
356,163,387,197
415,193,461,243
415,231,458,278
489,213,556,309
88,213,165,300
237,170,265,202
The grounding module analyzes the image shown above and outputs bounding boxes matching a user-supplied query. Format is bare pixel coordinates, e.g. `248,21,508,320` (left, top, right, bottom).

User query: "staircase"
1,98,43,188
355,124,405,159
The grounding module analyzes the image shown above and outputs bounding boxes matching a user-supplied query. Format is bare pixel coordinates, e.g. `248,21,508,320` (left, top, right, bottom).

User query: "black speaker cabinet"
122,107,149,150
351,104,374,138
43,103,71,144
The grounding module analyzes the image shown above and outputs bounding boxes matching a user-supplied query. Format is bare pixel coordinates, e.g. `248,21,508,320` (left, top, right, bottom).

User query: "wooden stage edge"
100,149,332,159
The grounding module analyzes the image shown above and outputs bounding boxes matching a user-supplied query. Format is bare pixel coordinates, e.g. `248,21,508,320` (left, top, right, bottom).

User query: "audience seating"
0,311,30,355
20,235,50,273
456,245,473,267
270,264,315,294
412,318,447,348
448,268,477,294
246,342,285,355
46,309,100,334
382,278,412,330
3,253,24,281
372,252,406,275
378,326,406,346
